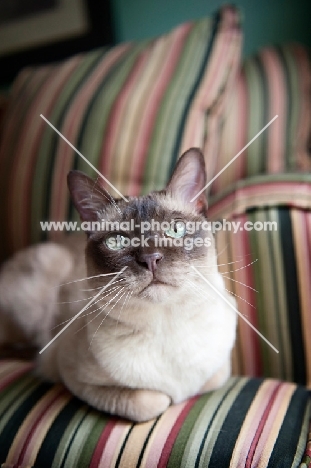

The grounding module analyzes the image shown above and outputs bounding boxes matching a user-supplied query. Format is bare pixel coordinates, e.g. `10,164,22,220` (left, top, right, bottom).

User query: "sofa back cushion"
209,174,311,387
0,6,241,262
210,44,311,195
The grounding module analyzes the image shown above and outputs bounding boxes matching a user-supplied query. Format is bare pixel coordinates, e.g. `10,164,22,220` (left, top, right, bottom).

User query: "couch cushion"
0,359,309,468
0,5,241,263
210,44,311,195
208,174,311,388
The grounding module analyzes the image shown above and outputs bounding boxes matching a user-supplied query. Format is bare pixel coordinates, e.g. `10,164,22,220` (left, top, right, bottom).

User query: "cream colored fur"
0,148,237,422
0,234,236,421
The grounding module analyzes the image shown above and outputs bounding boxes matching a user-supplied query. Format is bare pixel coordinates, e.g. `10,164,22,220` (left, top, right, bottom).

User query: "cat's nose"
138,252,163,273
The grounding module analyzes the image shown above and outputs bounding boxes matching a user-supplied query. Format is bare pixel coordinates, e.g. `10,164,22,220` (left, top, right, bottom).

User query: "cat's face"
68,148,215,302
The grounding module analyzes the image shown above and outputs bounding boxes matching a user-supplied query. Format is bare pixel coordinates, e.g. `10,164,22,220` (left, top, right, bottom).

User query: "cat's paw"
129,389,171,422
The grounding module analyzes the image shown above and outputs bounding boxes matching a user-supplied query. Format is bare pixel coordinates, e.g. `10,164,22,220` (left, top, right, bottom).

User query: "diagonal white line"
40,114,128,202
190,115,278,202
191,266,279,353
39,267,127,354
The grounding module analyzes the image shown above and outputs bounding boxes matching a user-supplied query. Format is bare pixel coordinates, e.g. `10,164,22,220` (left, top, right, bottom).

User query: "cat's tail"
0,242,73,349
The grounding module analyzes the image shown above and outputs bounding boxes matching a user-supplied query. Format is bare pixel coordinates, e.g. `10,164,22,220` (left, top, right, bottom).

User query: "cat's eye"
165,221,186,238
105,235,129,250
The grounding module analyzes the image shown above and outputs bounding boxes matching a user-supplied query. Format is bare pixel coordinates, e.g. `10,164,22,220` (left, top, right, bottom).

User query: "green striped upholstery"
210,44,311,195
0,5,241,263
209,174,311,388
0,359,309,468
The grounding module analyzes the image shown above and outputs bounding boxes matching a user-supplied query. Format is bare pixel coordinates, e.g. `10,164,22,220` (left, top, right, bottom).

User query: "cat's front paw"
129,389,171,422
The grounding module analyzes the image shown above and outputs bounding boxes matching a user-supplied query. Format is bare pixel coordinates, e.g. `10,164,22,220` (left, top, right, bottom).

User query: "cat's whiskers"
81,278,125,291
56,272,122,288
88,288,128,349
115,289,132,329
185,257,259,293
222,276,258,292
226,289,255,312
51,285,123,329
74,286,127,335
76,284,126,316
57,294,98,305
218,258,258,275
193,259,244,268
56,279,125,305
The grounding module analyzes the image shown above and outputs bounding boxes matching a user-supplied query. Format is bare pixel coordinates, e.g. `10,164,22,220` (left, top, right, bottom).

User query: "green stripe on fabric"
31,49,106,243
182,378,247,468
74,44,146,169
207,378,264,467
248,211,272,377
279,208,306,385
0,380,53,460
267,207,293,380
169,12,220,179
268,387,311,467
0,374,38,429
36,396,86,467
277,46,294,170
144,18,214,194
244,57,268,177
77,415,112,468
59,409,102,468
249,209,282,377
165,393,214,468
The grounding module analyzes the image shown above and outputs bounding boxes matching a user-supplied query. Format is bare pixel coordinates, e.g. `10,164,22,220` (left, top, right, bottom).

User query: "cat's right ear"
67,170,109,222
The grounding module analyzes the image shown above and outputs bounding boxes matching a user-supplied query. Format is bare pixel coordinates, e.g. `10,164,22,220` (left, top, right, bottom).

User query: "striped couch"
0,5,311,467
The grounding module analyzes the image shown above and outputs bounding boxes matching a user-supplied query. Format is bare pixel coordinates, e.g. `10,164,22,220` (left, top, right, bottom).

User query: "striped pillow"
209,174,311,388
210,44,311,195
0,359,309,467
0,5,241,262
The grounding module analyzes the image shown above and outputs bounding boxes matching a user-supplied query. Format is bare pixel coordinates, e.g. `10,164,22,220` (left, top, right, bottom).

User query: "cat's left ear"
166,148,208,215
67,170,111,222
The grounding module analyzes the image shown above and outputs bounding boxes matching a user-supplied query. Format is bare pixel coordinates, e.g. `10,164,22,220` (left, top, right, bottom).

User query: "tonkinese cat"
0,148,237,422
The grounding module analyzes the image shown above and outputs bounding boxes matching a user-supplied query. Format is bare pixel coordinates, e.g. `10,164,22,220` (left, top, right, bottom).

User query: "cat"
0,148,237,422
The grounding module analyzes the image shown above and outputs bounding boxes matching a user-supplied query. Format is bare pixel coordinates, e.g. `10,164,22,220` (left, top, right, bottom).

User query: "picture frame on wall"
0,0,114,83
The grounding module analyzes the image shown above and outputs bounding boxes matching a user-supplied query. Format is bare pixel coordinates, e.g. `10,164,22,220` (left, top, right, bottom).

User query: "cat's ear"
67,170,111,222
166,148,208,214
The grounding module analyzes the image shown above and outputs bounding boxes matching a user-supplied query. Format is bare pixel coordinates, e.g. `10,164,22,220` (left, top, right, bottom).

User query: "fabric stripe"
210,175,311,386
267,388,311,467
211,43,311,195
279,208,306,385
0,361,310,467
0,6,241,261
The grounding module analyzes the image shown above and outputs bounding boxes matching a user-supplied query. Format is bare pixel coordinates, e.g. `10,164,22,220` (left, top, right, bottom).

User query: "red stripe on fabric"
245,382,281,468
128,23,193,196
50,44,131,227
17,387,67,466
260,49,286,173
0,362,34,392
235,216,262,377
98,48,151,188
208,180,311,220
293,44,311,171
10,57,82,251
157,395,200,468
89,419,117,468
183,6,241,156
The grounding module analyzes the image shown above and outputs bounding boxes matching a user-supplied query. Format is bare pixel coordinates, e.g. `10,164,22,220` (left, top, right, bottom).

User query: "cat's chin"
139,280,174,302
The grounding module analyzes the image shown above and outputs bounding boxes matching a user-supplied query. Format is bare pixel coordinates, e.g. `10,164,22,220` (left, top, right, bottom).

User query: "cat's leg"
0,243,73,348
62,376,171,422
200,358,231,393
